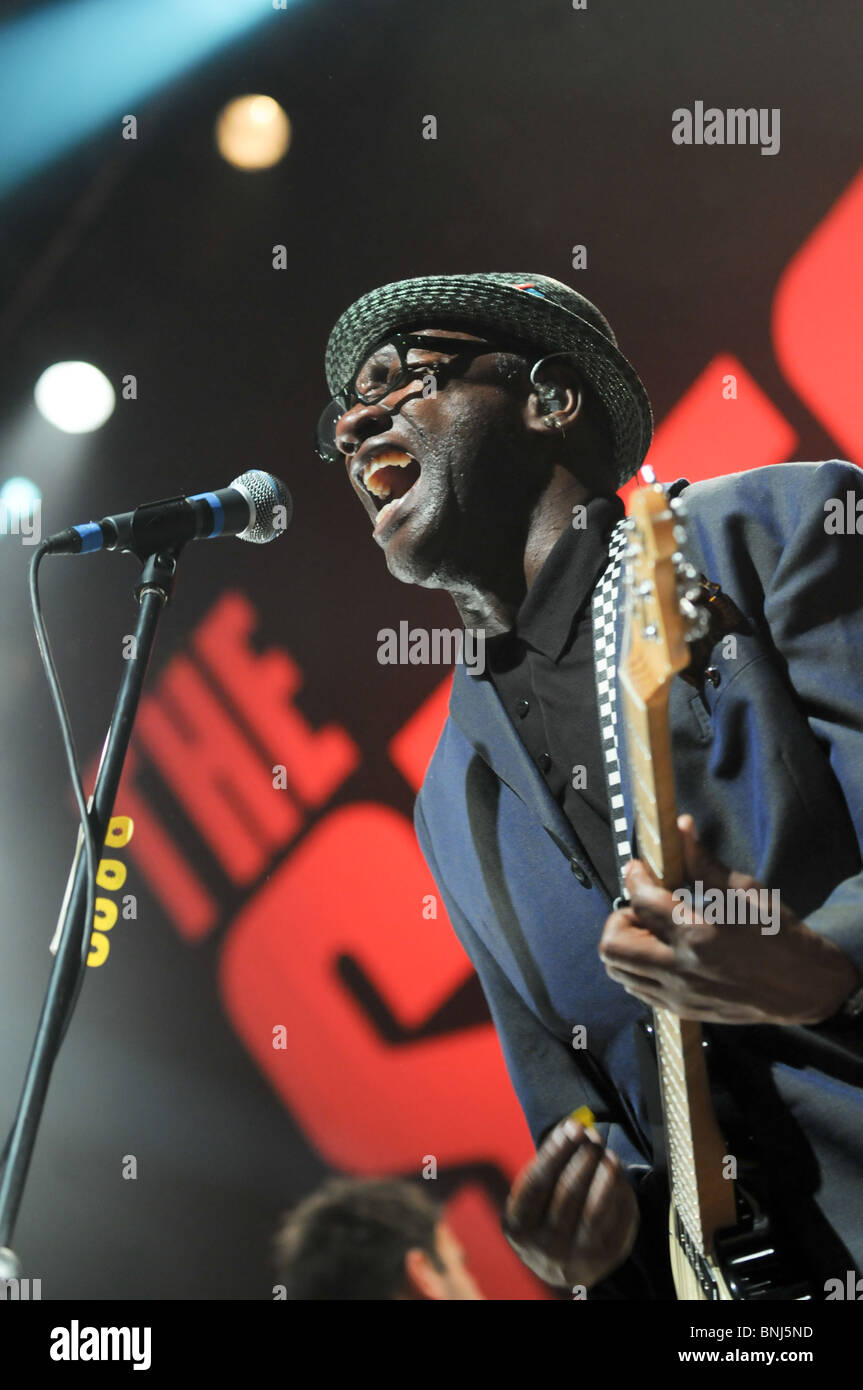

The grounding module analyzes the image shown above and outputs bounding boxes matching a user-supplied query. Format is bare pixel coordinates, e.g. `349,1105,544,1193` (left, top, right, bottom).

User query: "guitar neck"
620,672,737,1255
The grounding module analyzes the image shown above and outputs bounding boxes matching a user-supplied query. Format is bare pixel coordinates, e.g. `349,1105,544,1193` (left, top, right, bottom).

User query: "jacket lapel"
448,665,593,874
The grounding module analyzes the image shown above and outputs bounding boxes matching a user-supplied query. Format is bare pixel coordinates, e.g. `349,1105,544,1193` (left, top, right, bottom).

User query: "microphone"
44,471,292,556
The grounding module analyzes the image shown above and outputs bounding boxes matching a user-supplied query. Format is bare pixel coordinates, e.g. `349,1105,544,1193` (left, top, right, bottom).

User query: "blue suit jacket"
415,460,863,1278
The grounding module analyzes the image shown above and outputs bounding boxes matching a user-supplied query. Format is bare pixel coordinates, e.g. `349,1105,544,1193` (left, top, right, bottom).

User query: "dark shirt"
486,493,676,1298
485,493,626,903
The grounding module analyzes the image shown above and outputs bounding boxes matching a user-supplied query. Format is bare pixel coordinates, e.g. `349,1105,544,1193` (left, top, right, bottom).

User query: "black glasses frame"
316,332,517,462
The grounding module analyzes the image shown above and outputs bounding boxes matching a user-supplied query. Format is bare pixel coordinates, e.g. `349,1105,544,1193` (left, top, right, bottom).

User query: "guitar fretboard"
654,1007,706,1249
619,671,736,1255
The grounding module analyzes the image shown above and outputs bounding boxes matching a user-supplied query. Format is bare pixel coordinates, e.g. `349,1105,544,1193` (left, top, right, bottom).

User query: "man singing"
318,271,863,1297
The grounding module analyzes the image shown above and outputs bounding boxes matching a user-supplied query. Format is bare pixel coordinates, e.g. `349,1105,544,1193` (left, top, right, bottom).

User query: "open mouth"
358,449,422,529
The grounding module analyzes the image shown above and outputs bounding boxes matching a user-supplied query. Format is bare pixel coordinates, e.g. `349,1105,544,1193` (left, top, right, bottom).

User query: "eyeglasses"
315,332,511,463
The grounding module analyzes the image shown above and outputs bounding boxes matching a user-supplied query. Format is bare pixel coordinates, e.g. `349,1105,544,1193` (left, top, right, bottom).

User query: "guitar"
619,484,812,1301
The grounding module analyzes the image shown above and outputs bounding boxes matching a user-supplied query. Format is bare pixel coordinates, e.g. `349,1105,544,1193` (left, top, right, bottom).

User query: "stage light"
216,95,291,170
0,0,282,197
34,362,116,434
0,476,41,523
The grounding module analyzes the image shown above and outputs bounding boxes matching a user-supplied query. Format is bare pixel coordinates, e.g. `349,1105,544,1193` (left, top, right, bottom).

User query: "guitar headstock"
622,485,709,704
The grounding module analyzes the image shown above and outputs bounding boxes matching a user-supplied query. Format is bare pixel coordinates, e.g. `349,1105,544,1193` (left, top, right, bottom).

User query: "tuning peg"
683,607,710,641
672,524,688,545
670,497,688,515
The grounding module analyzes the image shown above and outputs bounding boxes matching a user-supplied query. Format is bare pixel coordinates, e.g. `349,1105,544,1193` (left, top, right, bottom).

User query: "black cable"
0,545,100,1183
28,542,99,976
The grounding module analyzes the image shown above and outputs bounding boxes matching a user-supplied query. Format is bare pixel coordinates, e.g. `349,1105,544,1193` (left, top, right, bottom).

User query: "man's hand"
502,1116,639,1290
599,815,862,1026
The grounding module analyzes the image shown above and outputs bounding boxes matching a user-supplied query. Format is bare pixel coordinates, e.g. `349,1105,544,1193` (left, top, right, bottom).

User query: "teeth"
366,452,413,476
362,450,414,497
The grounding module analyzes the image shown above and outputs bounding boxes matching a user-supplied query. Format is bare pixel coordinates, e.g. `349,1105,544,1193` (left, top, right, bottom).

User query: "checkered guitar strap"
591,518,632,906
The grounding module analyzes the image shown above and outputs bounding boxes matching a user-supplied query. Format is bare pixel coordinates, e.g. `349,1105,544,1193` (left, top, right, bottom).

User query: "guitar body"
637,1014,814,1301
671,1193,815,1301
668,1204,734,1300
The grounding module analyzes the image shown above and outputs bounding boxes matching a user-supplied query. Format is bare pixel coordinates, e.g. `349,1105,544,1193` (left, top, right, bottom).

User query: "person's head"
319,273,652,604
273,1177,485,1300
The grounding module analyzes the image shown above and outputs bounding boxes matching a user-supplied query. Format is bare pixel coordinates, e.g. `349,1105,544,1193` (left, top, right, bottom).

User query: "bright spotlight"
34,362,115,434
0,475,41,523
216,94,291,170
0,0,276,198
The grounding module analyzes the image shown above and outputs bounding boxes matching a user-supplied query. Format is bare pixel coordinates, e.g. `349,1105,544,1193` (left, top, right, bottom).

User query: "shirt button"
516,699,530,718
538,752,552,772
570,858,590,886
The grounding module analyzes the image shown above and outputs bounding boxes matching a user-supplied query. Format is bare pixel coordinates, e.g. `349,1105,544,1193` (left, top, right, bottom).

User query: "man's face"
332,327,547,592
428,1222,485,1300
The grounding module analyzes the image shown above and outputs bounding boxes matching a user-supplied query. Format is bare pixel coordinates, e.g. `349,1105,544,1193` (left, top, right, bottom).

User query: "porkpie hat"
323,271,653,485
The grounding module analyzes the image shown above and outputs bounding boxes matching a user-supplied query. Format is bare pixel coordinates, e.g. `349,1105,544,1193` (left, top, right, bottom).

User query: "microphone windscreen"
231,471,292,544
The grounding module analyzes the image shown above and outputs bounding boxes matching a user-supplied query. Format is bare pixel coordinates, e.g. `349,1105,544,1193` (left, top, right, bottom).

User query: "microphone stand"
0,546,181,1280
